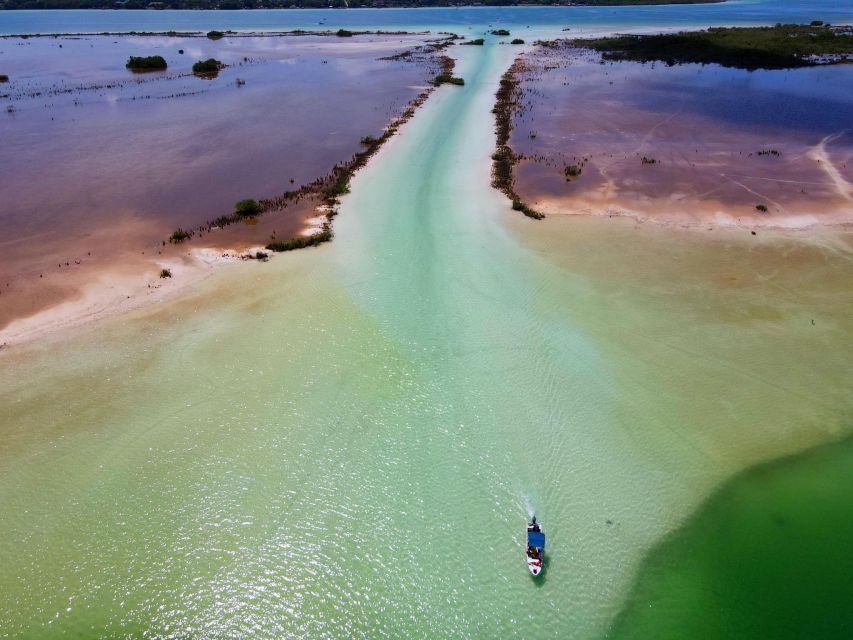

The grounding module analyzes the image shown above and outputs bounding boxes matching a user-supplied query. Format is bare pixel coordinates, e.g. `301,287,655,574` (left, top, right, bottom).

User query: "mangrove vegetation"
433,74,465,86
574,24,853,70
125,55,168,71
192,58,224,75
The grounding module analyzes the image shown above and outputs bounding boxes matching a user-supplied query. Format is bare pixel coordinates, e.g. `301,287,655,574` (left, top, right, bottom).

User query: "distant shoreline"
0,1,727,11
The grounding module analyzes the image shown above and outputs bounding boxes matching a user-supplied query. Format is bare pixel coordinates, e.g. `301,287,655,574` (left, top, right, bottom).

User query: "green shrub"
192,58,223,75
126,55,167,71
234,198,261,217
337,29,354,38
565,164,582,178
266,227,333,252
169,228,192,243
206,30,224,40
433,74,465,86
511,199,544,220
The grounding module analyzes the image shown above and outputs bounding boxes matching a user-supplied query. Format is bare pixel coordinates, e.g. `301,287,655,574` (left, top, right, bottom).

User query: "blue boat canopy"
528,531,545,548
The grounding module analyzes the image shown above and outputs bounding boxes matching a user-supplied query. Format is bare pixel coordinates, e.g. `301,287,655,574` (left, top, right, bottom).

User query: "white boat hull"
527,558,542,576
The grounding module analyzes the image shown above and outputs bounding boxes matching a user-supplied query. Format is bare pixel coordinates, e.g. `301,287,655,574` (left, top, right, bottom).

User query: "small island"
192,58,224,76
125,56,168,72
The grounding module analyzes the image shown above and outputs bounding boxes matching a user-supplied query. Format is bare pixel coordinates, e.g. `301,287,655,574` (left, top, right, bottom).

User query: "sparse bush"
126,55,167,71
511,199,544,220
169,228,192,243
234,198,261,217
266,227,333,252
565,164,582,178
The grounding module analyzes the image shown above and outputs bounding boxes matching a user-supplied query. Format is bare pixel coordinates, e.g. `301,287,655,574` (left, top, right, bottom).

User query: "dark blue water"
1,0,851,35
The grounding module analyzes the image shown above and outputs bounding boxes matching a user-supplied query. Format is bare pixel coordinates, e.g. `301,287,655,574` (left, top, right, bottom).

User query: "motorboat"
526,516,545,576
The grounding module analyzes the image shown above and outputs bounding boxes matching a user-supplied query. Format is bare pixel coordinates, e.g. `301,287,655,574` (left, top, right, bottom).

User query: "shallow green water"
1,7,853,639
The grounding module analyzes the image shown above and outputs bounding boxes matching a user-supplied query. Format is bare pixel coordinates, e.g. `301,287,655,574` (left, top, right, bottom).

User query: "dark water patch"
607,435,853,640
623,63,853,137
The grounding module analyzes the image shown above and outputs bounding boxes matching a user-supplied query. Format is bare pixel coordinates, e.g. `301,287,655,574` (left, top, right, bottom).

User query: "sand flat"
509,45,853,230
0,32,442,336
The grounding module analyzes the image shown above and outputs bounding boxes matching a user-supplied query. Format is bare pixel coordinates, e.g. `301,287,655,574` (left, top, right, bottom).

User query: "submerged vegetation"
433,74,465,86
125,55,167,71
574,24,853,70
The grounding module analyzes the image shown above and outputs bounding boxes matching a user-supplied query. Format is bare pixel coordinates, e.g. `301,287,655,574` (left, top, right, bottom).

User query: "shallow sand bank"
0,31,443,334
506,45,853,230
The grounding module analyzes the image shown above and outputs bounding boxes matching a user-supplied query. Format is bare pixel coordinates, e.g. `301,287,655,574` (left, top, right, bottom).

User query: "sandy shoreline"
0,245,268,348
530,195,853,231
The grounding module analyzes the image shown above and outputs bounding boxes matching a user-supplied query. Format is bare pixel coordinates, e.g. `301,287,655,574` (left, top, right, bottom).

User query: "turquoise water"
1,1,853,638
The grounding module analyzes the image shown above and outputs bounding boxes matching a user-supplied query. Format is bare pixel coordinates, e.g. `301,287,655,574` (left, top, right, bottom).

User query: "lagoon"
1,1,852,638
